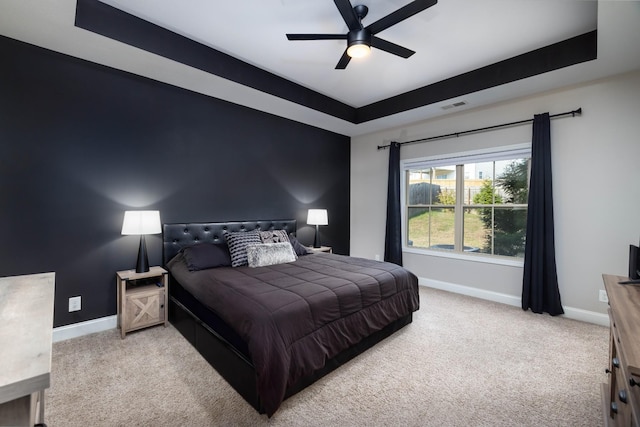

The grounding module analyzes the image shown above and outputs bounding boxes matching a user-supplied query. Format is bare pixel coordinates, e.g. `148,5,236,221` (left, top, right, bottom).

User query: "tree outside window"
469,159,529,257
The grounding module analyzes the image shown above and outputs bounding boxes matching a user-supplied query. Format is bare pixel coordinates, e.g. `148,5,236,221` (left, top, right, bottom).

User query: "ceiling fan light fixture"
285,0,437,69
347,42,370,58
347,27,372,59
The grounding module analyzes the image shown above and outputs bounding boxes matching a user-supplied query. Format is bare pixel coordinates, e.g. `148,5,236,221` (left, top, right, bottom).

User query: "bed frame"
162,219,413,414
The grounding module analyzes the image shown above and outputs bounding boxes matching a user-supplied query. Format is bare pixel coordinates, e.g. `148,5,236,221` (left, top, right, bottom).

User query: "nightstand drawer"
125,286,165,331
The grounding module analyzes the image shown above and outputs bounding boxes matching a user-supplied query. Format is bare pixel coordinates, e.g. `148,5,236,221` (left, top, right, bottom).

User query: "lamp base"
135,235,150,273
313,225,321,248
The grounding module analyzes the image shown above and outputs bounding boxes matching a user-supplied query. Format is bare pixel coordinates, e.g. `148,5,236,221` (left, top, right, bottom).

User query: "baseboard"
419,277,609,327
53,315,117,343
51,278,608,343
561,306,609,327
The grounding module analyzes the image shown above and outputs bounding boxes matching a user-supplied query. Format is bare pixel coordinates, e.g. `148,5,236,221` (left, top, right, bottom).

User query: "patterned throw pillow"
246,242,297,268
224,230,262,267
259,230,291,244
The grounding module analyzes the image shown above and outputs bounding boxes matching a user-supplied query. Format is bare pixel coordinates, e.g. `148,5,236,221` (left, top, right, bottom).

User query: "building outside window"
403,145,531,259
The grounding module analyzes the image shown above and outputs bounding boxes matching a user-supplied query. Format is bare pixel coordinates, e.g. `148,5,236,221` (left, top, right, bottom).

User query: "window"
403,145,531,259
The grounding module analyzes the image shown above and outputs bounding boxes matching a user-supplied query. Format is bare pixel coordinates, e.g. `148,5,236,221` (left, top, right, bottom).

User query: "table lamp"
307,209,328,248
121,210,161,273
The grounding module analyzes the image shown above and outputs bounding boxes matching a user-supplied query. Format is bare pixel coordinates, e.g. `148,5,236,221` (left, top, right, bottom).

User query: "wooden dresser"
0,272,55,427
603,274,640,426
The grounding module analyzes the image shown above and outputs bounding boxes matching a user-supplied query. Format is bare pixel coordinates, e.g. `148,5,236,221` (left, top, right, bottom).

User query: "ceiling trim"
74,0,357,122
75,0,597,126
356,31,597,123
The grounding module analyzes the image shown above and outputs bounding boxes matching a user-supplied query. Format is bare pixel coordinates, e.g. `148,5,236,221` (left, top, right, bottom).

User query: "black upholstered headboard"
162,219,297,266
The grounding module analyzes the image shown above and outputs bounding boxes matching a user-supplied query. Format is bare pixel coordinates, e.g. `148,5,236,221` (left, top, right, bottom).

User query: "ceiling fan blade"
371,36,415,58
333,0,361,31
366,0,437,34
335,50,351,69
287,34,347,41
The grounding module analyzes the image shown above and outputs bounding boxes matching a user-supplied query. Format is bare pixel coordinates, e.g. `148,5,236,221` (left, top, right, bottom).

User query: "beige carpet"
46,287,608,426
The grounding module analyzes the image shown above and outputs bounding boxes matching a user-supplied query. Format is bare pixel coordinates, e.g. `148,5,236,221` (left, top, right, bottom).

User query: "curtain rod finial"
378,141,396,150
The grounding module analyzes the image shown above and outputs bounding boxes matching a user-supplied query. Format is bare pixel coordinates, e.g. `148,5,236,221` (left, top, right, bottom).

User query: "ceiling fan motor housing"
348,28,372,47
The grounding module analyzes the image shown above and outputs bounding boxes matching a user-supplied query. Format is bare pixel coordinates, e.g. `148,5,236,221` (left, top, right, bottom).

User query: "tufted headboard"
162,219,297,266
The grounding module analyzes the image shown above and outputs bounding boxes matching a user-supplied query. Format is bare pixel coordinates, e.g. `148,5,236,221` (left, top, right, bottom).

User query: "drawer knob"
611,402,618,414
612,357,620,368
619,389,628,404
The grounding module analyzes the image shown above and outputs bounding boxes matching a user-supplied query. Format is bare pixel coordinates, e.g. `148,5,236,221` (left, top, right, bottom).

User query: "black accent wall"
0,36,350,327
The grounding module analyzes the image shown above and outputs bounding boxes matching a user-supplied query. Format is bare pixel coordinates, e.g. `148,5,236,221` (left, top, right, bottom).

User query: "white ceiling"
100,0,597,108
1,1,640,136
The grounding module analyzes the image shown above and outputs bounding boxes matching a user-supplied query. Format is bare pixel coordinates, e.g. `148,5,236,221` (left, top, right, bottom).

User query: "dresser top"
604,274,640,378
0,272,55,404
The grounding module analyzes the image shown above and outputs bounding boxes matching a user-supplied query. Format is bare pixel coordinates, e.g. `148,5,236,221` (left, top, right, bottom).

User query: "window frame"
400,144,531,266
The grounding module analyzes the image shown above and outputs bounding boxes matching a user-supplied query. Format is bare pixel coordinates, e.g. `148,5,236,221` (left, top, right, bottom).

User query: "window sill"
403,246,524,268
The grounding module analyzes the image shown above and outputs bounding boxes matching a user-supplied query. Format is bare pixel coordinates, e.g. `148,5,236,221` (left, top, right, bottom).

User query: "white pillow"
246,242,297,268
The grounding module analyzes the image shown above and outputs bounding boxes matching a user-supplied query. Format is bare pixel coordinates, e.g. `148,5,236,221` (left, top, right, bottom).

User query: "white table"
0,272,55,427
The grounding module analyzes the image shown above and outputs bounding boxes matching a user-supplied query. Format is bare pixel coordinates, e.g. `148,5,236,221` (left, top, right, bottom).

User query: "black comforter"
167,252,419,416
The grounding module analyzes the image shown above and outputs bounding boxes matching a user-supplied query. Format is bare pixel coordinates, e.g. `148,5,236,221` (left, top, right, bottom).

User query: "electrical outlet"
69,296,81,312
599,290,609,303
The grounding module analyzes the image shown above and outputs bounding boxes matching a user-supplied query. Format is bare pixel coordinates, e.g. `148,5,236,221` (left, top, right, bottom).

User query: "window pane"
493,206,527,257
463,208,488,254
408,169,437,204
463,206,527,257
407,207,455,250
427,207,455,250
407,207,430,248
463,161,494,205
433,166,456,205
495,159,529,204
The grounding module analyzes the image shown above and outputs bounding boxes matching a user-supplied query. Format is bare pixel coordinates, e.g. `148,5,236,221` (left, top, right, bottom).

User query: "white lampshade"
307,209,328,226
121,210,161,235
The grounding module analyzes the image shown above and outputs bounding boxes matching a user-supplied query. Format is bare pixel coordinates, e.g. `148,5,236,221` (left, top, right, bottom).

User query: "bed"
163,219,419,416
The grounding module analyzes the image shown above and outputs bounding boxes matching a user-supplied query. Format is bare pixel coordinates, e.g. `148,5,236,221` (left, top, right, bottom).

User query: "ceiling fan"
286,0,437,69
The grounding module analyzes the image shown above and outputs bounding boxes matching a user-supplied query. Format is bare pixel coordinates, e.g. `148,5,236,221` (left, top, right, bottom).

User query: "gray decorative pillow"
259,230,291,244
246,242,297,268
289,235,311,256
224,230,262,267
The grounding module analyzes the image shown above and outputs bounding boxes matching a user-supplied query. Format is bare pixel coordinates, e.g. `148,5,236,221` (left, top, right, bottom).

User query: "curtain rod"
377,108,582,150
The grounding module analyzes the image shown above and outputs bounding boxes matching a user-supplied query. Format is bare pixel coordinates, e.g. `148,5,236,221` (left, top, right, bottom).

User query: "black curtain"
384,142,403,265
522,113,564,315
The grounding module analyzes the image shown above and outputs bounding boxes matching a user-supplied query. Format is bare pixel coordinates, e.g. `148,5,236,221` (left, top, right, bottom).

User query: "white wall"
351,70,640,320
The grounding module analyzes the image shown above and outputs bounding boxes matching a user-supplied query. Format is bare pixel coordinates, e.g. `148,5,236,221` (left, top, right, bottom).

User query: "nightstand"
116,266,168,339
307,246,332,253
